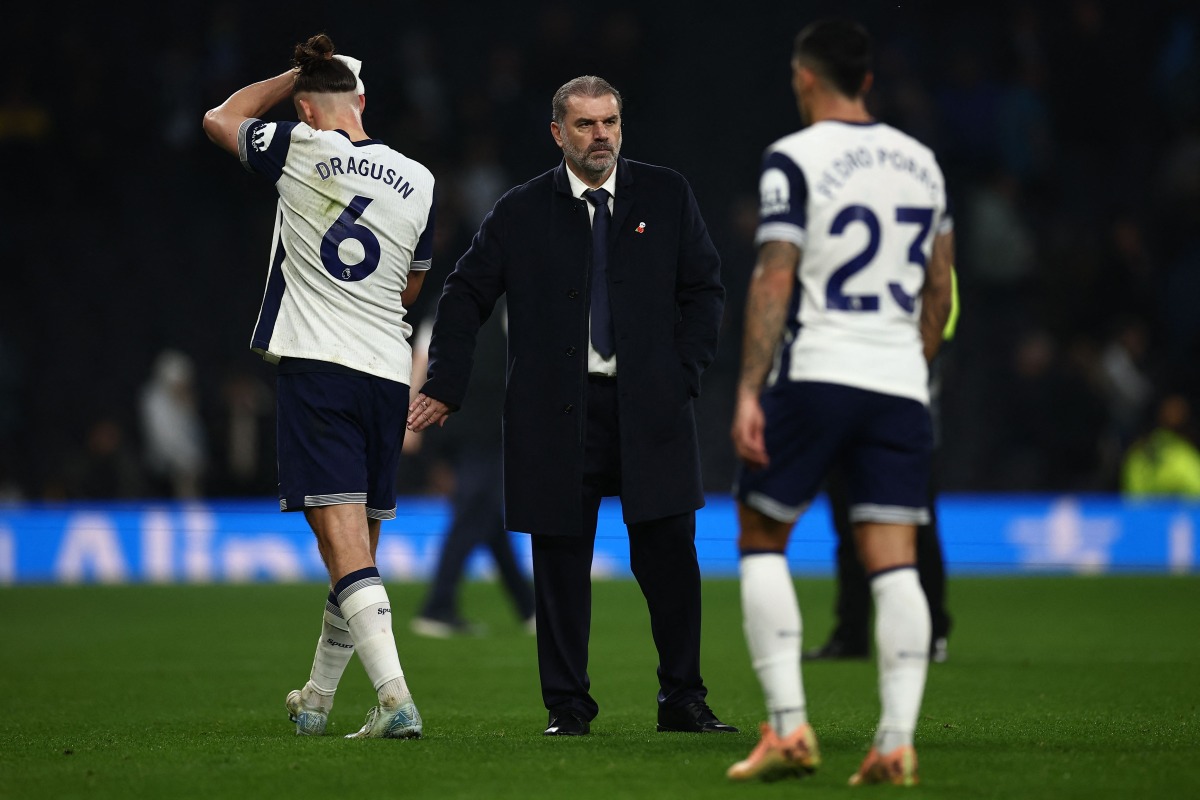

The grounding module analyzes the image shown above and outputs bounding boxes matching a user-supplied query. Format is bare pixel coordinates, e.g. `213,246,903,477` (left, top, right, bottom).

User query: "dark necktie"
583,188,614,359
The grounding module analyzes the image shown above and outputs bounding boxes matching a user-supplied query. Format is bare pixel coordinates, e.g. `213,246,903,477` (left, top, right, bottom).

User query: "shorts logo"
252,122,277,153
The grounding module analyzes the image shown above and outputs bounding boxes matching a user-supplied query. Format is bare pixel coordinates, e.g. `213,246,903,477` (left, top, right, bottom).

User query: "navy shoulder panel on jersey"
238,119,297,184
413,190,436,266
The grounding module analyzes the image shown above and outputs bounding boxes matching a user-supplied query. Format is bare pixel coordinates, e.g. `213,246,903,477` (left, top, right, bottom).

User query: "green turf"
2,575,1198,799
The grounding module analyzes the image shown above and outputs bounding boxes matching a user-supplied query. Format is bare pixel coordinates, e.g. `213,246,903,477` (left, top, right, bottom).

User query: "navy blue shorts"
276,363,409,520
735,381,932,525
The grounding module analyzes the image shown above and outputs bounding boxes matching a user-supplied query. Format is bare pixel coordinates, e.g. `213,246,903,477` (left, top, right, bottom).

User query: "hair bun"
291,33,357,94
293,33,336,72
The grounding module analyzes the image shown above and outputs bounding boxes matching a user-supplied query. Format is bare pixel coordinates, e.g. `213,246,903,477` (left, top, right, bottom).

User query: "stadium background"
0,1,1197,581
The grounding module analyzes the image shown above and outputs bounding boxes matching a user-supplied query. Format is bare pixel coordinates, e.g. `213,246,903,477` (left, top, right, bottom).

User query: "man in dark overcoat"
408,75,733,737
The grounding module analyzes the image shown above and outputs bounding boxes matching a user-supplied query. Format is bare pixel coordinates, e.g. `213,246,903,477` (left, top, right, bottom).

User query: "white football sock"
300,593,355,711
740,552,808,736
337,570,411,708
871,567,930,752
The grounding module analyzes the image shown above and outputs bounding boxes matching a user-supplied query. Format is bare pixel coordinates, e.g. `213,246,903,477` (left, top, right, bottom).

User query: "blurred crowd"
1,1,1197,502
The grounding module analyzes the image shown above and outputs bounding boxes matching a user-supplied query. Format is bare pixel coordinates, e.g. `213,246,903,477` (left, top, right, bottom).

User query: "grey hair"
551,76,623,125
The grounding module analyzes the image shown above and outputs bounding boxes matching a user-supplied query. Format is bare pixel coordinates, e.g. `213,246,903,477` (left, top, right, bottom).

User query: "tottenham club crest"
251,122,277,153
759,168,791,217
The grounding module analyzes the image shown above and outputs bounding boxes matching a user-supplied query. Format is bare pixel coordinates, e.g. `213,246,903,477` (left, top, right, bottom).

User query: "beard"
564,138,620,180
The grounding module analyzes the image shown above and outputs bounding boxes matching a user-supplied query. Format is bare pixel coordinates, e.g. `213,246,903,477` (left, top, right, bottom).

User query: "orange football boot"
727,722,820,782
848,745,919,787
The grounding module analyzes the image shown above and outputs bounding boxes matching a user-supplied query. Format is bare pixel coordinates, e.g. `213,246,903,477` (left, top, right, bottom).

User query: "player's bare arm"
731,240,800,469
202,70,297,157
919,230,955,363
401,271,426,310
738,241,800,397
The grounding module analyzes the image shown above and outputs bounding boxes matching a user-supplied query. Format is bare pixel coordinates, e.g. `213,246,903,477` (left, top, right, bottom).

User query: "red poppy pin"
635,222,646,233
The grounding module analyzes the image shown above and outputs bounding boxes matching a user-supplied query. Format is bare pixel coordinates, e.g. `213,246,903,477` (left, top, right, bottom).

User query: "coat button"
567,289,579,299
562,404,574,414
565,346,576,356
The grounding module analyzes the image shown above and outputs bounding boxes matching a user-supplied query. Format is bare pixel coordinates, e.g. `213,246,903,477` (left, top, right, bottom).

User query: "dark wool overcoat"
422,157,724,536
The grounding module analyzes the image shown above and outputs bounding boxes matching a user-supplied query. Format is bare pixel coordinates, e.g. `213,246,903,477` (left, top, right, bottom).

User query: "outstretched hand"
407,392,451,432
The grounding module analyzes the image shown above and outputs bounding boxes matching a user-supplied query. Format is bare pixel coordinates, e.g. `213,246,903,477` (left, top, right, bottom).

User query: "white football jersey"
756,120,952,404
238,119,435,384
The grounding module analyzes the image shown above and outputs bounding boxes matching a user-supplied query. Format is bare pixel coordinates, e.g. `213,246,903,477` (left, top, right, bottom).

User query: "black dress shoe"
803,639,869,661
657,701,739,733
544,710,589,736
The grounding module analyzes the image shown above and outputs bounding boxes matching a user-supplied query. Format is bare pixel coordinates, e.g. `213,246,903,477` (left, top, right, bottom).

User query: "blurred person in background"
139,349,207,499
990,327,1109,491
61,416,146,500
203,33,433,740
1121,392,1200,498
209,369,276,497
1100,317,1155,448
408,303,536,638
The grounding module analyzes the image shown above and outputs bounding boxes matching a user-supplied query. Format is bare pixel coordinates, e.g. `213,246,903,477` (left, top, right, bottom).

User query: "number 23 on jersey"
825,204,933,314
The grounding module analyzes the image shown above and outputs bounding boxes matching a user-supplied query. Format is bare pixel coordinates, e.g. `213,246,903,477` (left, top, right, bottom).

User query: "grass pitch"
2,575,1198,799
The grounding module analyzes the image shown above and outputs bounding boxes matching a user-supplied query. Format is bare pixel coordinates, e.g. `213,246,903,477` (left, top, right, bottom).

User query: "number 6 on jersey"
321,195,381,281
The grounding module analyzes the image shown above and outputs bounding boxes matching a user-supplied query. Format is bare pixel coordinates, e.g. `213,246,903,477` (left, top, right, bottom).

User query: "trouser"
530,375,706,719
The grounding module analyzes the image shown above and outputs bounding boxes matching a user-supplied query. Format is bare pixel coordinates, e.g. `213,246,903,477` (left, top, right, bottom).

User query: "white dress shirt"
564,166,619,376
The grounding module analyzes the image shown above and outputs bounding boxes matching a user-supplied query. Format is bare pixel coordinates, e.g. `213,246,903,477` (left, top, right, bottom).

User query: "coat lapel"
610,158,635,243
552,161,574,197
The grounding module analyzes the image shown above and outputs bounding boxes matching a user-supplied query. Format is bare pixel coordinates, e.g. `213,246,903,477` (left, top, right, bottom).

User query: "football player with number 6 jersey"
727,19,954,786
203,33,433,741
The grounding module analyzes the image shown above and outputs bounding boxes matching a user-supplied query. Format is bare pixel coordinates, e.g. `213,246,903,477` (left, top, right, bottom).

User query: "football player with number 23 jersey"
728,19,954,786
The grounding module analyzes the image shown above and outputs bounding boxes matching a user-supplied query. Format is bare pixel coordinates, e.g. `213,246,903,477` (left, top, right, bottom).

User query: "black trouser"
825,463,952,650
530,376,706,720
420,448,535,622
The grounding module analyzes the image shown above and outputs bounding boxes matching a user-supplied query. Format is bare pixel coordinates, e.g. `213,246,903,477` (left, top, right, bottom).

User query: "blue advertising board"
0,495,1194,584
